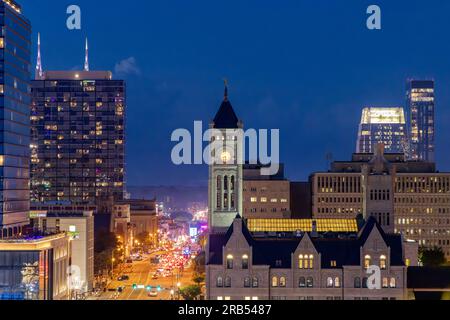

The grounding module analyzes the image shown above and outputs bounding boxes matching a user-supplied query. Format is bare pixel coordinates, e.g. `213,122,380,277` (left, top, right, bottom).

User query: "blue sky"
21,0,450,185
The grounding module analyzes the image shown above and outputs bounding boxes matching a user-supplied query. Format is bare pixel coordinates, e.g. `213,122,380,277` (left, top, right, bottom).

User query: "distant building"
29,203,95,296
30,38,126,207
243,164,290,219
0,232,71,300
356,107,407,154
111,203,133,256
0,0,32,237
406,80,435,162
206,215,416,300
310,144,450,260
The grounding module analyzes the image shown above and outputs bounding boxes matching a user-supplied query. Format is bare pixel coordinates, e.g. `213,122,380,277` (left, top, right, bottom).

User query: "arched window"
224,176,228,191
354,277,361,288
226,255,234,269
299,277,306,288
309,255,314,269
298,255,304,269
216,276,223,287
334,277,341,288
362,277,368,288
244,277,251,288
231,176,235,190
390,277,396,288
364,255,371,269
382,277,389,288
217,176,222,190
242,255,249,269
252,277,259,288
306,277,314,288
272,276,278,287
279,277,286,287
225,276,231,288
380,255,387,270
231,193,235,209
327,277,333,288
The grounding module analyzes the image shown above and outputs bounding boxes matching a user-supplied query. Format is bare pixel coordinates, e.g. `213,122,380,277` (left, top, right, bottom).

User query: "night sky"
22,0,450,186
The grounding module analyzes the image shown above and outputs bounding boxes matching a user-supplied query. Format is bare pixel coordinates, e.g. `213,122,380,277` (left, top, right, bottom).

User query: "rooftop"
38,71,113,81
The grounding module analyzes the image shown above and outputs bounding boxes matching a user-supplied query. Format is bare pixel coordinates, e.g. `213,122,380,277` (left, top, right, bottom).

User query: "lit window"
298,255,304,269
279,277,286,287
327,277,333,288
250,197,257,203
334,277,340,288
390,277,396,288
252,277,259,288
0,155,4,166
226,255,233,269
272,276,278,287
216,277,223,287
364,255,371,269
380,255,387,270
242,255,249,269
261,197,267,203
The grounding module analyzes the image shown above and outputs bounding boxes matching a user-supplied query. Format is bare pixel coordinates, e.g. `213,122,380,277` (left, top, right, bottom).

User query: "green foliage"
419,246,446,267
179,285,202,300
192,273,205,285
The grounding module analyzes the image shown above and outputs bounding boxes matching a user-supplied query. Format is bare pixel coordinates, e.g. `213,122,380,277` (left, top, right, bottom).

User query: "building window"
226,255,233,269
272,276,278,287
217,296,223,300
390,278,396,288
252,277,259,288
382,278,389,288
364,255,371,269
280,277,286,287
216,277,223,287
334,277,341,288
362,277,368,288
299,277,306,288
244,277,251,288
225,276,231,288
242,255,249,269
327,277,333,288
306,277,314,288
250,197,257,203
309,255,314,269
380,255,387,270
217,176,222,190
298,255,304,269
354,277,361,288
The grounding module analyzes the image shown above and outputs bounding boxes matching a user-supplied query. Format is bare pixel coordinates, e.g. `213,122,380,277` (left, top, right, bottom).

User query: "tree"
192,274,205,285
94,230,118,254
179,285,202,300
419,246,446,267
193,251,206,274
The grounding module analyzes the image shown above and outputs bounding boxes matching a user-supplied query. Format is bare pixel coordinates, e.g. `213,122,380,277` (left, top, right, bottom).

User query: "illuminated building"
0,0,31,237
0,232,71,300
208,83,243,233
30,38,126,206
206,215,416,300
407,80,435,162
311,144,450,260
246,218,358,233
29,204,95,296
356,107,407,154
243,164,290,219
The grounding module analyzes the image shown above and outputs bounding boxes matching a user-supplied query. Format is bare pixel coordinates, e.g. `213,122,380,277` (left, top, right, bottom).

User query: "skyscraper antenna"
35,32,43,79
84,37,89,71
223,78,228,101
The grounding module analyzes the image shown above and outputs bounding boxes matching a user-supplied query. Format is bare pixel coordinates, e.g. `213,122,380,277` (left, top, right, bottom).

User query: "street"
91,251,195,300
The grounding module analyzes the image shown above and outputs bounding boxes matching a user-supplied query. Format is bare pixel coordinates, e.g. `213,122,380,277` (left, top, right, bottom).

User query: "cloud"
114,57,141,76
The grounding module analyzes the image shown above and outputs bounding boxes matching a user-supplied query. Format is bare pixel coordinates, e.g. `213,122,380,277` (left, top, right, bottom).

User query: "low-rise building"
206,215,416,300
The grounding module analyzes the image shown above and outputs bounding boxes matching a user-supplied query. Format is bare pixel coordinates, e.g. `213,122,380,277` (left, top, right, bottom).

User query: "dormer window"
226,254,234,269
380,255,387,270
242,254,249,269
364,255,371,269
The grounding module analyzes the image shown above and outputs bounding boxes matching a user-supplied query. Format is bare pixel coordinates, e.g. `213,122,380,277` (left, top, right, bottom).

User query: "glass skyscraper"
31,71,126,207
356,107,407,154
406,80,435,162
0,0,31,237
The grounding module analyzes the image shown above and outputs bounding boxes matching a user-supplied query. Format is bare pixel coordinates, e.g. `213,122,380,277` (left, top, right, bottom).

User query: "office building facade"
0,0,31,237
356,107,407,154
407,80,435,162
30,70,126,206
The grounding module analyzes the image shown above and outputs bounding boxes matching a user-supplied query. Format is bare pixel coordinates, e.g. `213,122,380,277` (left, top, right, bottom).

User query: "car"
118,275,130,281
148,290,158,297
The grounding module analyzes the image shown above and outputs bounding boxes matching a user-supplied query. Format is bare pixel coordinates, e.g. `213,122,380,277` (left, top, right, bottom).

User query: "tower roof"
213,82,240,129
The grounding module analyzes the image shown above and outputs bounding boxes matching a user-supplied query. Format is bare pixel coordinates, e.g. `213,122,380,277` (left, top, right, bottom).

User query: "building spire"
223,78,228,101
35,32,43,80
84,37,89,71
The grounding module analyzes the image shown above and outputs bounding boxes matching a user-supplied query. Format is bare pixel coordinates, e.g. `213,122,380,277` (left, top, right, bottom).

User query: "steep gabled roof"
212,85,240,129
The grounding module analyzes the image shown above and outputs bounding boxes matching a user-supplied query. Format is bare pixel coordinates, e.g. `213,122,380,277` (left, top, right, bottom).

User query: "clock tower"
208,83,243,233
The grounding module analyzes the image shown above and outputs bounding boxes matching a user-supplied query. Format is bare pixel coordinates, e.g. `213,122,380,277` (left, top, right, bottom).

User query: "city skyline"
19,0,450,186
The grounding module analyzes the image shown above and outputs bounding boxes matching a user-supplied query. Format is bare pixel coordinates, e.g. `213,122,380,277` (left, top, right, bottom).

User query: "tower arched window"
298,255,304,269
272,276,278,287
217,176,222,190
242,255,249,269
216,276,223,287
279,277,286,287
225,276,231,288
231,176,235,190
364,255,371,269
224,176,228,191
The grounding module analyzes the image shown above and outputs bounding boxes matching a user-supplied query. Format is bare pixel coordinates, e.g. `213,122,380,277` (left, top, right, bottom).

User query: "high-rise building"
30,39,126,206
406,80,435,162
208,84,243,233
356,107,407,154
0,0,31,237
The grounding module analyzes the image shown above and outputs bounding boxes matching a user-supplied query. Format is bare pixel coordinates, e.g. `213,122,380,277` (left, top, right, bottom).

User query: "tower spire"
223,78,228,101
35,33,43,80
84,37,89,71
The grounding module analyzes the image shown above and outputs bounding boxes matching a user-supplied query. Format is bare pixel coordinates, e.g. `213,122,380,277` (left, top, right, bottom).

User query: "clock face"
221,151,231,164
